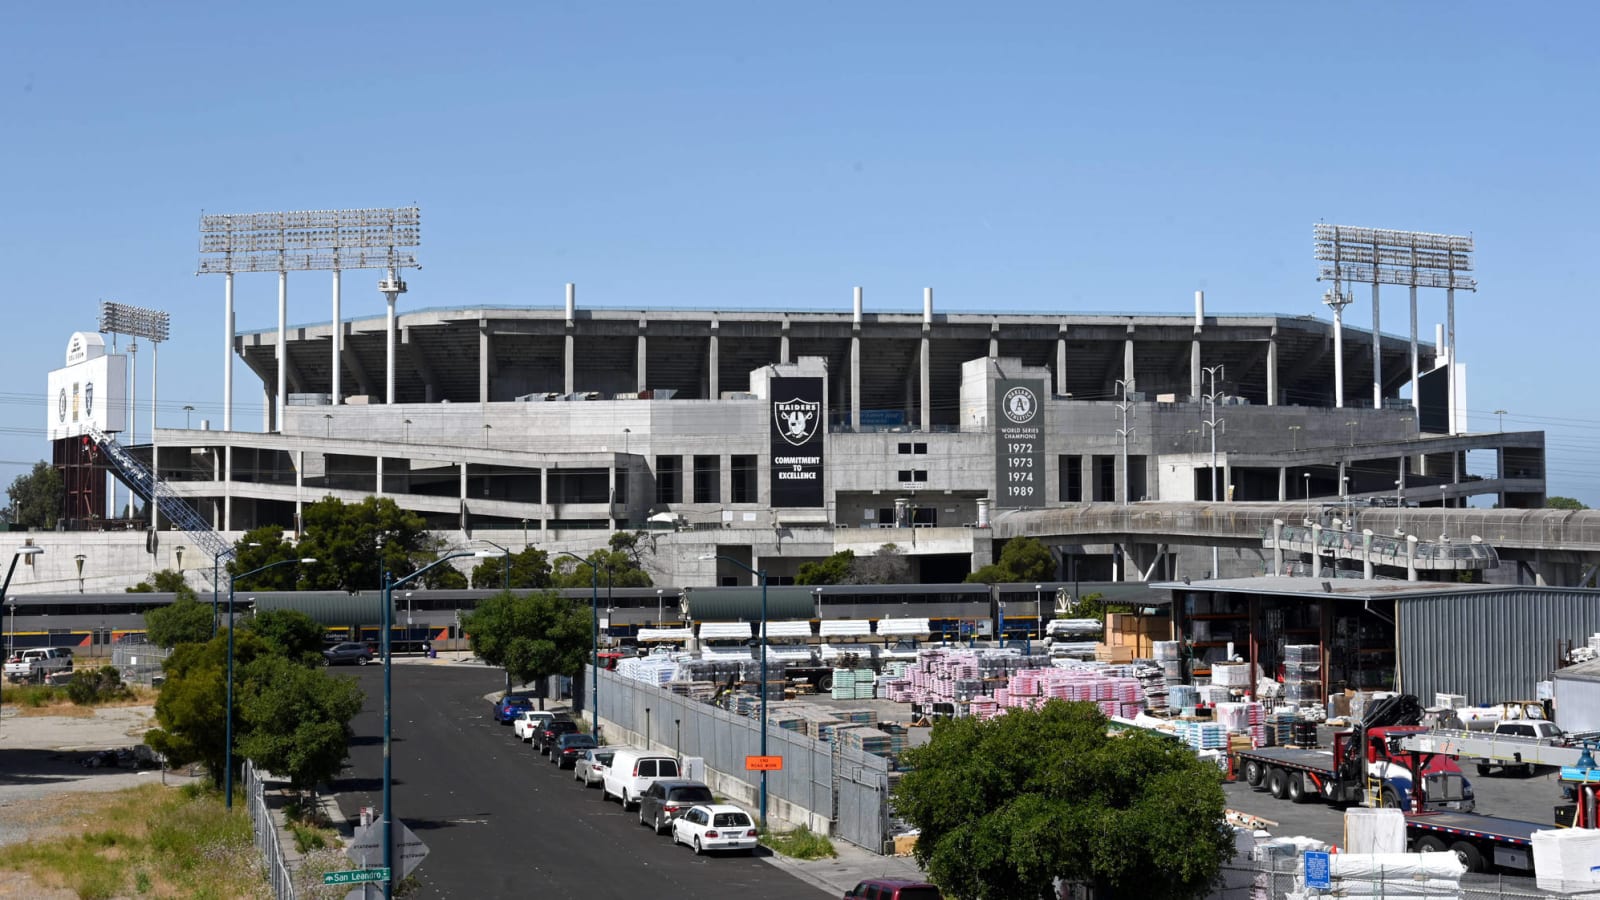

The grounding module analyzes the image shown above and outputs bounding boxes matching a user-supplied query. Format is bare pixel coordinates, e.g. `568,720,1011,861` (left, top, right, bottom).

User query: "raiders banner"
995,378,1045,509
770,376,825,508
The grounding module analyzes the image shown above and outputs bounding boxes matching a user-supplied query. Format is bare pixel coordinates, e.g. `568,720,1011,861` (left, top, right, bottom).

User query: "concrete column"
223,446,233,531
565,283,576,396
479,320,490,403
295,449,304,532
1361,529,1374,579
459,462,469,532
780,318,791,364
1223,459,1232,501
1056,329,1068,396
331,267,342,405
708,320,720,399
1272,519,1284,576
1406,534,1418,581
921,288,933,433
540,466,549,533
608,463,618,530
1278,467,1287,501
637,324,648,393
988,322,999,358
851,287,863,432
1372,282,1382,410
1266,331,1279,406
376,456,384,496
1190,340,1201,401
263,386,273,432
1123,335,1135,388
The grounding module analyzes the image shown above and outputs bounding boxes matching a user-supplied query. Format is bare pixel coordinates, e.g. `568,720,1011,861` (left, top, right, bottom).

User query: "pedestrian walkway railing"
242,761,298,900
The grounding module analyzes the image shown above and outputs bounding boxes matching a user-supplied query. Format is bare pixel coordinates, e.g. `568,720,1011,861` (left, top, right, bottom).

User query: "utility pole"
1115,379,1135,506
1202,364,1225,577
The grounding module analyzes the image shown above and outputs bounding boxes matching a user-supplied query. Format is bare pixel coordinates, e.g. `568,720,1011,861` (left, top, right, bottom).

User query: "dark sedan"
550,733,598,769
322,642,374,666
533,718,580,755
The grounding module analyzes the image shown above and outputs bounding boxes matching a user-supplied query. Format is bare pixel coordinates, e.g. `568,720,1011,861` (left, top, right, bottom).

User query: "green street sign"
323,868,390,885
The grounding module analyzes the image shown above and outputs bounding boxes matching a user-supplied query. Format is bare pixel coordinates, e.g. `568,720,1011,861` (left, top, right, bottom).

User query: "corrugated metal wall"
1397,588,1600,704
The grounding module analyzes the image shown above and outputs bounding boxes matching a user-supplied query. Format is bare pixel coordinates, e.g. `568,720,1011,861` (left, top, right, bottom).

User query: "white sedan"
513,710,555,743
670,804,759,855
574,748,615,787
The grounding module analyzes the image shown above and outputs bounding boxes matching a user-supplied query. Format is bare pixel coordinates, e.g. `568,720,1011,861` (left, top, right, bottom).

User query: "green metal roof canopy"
684,587,816,622
250,592,393,627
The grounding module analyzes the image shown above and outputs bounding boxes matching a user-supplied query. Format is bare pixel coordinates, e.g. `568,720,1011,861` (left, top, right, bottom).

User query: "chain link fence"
242,761,298,900
110,640,171,686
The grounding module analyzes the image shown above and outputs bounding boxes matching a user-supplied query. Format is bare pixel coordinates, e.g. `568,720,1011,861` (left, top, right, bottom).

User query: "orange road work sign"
745,755,784,771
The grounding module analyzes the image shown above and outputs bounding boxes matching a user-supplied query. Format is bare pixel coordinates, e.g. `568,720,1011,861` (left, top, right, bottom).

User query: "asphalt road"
330,665,831,900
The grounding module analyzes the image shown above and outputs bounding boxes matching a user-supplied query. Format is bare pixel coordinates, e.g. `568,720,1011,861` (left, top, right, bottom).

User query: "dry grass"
0,783,267,900
1,683,158,716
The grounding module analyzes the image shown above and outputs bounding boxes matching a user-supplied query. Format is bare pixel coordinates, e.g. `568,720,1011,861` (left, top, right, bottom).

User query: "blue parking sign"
1303,850,1331,889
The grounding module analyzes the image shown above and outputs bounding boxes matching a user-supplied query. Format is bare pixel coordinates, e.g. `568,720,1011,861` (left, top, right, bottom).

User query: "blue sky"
4,3,1598,505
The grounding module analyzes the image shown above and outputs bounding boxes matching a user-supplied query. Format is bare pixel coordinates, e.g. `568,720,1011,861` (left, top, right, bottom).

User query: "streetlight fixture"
380,549,494,898
225,556,315,809
475,539,511,590
183,405,195,429
1493,409,1507,432
556,551,602,741
1288,424,1301,451
699,552,769,825
1,546,44,736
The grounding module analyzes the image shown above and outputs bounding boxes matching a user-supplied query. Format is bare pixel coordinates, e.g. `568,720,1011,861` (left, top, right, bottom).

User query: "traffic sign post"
347,820,428,881
745,755,783,771
324,868,389,886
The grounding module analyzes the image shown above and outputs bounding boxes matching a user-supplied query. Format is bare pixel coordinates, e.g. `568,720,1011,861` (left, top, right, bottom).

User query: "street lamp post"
225,556,315,809
557,551,602,741
476,539,511,590
1,546,43,737
700,553,768,825
380,550,495,899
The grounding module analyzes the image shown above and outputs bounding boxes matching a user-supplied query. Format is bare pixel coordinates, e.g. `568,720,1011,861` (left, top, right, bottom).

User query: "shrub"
67,666,132,706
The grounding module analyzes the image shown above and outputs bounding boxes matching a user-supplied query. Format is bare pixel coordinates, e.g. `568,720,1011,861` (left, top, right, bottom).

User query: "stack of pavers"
837,724,895,759
1282,645,1322,706
1133,660,1169,712
616,655,679,686
666,680,719,702
1175,718,1230,751
830,667,874,700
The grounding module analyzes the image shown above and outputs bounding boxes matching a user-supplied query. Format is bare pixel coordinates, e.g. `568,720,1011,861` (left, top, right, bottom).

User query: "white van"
602,749,682,810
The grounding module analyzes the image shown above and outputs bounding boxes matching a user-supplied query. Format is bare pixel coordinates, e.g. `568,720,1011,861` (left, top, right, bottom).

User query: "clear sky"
3,3,1597,506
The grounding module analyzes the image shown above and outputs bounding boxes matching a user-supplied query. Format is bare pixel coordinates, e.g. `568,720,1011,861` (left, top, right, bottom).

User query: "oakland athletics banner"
995,379,1045,509
770,377,825,508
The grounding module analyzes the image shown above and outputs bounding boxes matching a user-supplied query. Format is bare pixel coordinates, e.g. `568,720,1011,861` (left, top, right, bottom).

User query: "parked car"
4,647,73,683
551,733,598,769
602,750,682,809
574,748,616,787
669,804,759,855
638,778,715,834
321,642,373,666
843,880,943,900
493,694,534,725
534,718,580,755
513,710,556,742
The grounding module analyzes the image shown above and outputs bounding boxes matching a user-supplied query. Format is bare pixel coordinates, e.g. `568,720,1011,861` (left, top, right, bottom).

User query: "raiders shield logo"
773,398,820,446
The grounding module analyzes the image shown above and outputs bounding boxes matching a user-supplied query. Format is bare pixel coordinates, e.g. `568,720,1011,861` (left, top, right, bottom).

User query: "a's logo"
1002,386,1037,424
84,382,94,418
58,388,67,423
774,398,820,446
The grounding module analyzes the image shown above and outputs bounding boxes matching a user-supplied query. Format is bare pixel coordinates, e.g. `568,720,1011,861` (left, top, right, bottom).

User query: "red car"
844,880,942,900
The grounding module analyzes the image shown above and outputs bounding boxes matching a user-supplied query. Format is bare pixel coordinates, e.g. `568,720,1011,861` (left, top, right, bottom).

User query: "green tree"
551,537,654,590
143,594,216,648
461,590,591,710
236,655,364,792
1547,496,1589,510
246,608,326,666
894,701,1233,900
851,543,910,584
6,461,62,530
228,526,301,589
471,546,553,589
145,629,271,785
967,536,1057,584
294,496,431,592
420,562,469,589
127,569,198,598
797,550,855,585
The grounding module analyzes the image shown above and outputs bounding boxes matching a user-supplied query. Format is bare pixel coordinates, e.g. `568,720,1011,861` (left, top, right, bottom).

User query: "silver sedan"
573,748,616,787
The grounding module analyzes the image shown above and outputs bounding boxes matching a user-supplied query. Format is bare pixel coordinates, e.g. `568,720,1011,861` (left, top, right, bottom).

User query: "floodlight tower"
1314,224,1475,431
1321,285,1352,409
98,302,170,533
198,207,421,428
380,263,407,405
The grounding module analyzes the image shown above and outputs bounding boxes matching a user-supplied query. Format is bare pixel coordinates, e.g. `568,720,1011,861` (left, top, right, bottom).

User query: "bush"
760,824,836,859
67,666,132,706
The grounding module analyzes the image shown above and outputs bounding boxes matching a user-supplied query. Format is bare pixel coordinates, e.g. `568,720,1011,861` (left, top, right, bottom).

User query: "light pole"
675,717,682,764
656,588,664,625
225,556,315,809
1034,583,1043,646
557,551,602,741
1288,424,1301,451
380,550,495,898
183,405,194,429
476,539,511,590
1,546,43,736
1395,479,1405,508
1493,409,1507,432
700,553,769,825
1203,364,1225,577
